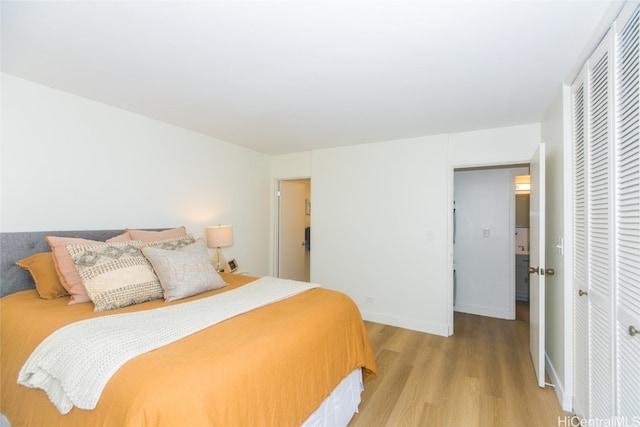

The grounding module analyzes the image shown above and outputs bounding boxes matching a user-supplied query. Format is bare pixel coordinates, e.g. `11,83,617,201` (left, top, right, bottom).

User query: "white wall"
270,124,541,336
449,124,541,167
312,134,451,335
1,74,271,276
271,151,312,179
4,72,546,338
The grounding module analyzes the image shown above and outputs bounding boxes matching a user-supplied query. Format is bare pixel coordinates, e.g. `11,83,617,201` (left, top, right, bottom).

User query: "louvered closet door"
615,5,640,418
587,31,615,419
572,4,640,418
572,71,589,420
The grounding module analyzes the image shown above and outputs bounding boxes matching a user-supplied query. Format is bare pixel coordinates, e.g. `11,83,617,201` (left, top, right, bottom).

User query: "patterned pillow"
142,239,226,302
144,234,195,251
66,241,162,312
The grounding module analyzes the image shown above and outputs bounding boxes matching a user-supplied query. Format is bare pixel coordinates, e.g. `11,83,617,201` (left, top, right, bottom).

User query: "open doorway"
515,174,531,324
450,145,547,387
453,165,529,320
276,178,311,282
515,174,531,302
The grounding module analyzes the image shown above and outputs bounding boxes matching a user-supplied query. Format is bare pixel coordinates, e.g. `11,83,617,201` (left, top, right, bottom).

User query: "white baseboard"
360,310,449,337
545,353,572,412
454,302,512,320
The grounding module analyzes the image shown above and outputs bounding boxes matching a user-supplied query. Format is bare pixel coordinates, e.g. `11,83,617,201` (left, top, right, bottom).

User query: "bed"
0,229,376,426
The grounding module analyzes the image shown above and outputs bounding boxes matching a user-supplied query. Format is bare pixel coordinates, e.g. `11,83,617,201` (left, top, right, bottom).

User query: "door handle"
578,289,588,297
529,266,546,275
630,325,638,337
545,268,555,276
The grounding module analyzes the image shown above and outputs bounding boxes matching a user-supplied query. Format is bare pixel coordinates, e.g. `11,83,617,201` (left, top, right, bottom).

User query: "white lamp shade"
206,225,234,248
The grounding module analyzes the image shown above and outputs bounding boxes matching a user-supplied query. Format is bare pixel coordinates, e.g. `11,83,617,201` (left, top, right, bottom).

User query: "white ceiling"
1,1,616,155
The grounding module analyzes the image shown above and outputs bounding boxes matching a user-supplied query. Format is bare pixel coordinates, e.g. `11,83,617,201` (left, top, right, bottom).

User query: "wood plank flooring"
349,303,570,427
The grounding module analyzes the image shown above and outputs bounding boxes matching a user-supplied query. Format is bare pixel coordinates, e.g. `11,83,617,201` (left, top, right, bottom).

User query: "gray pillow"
142,239,226,302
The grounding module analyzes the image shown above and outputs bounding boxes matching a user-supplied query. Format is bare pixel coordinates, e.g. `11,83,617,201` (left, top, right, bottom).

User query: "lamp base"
211,247,228,272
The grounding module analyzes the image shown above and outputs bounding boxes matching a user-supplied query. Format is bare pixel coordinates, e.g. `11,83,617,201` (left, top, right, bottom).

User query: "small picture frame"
227,258,238,272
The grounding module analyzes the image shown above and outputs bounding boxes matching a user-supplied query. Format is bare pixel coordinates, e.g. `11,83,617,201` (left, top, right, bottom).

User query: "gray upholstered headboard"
0,230,136,297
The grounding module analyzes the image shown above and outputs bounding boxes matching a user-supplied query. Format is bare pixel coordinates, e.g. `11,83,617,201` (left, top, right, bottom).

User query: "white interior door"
278,181,307,281
529,143,546,388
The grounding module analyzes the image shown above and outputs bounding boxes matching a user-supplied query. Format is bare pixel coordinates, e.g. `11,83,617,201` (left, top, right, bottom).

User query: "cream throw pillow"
67,240,163,311
142,239,226,302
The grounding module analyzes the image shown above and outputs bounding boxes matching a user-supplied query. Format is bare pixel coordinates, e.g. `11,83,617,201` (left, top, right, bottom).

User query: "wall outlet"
365,296,374,303
482,228,490,238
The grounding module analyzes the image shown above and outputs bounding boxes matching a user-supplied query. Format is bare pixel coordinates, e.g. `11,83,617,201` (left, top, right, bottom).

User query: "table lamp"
206,224,234,272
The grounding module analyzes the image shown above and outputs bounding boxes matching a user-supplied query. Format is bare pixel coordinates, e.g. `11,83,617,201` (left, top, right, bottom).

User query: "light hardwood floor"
349,303,571,427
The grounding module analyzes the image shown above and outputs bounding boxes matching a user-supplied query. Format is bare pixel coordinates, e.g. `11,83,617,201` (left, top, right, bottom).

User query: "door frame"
452,166,526,320
447,161,533,332
274,177,311,280
449,150,547,388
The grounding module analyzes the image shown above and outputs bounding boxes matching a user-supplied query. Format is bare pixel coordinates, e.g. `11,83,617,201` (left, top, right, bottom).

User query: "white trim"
447,139,455,336
453,303,513,321
361,309,449,337
546,353,572,411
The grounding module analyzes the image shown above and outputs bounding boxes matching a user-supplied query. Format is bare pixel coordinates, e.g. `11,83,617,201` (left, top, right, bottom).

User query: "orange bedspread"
1,274,376,426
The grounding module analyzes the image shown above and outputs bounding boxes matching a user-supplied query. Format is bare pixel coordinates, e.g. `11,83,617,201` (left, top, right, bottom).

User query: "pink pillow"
46,236,103,305
126,227,187,242
105,231,131,242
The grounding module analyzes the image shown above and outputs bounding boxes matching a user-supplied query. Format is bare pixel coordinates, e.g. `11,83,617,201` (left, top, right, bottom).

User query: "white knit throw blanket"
17,276,319,414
